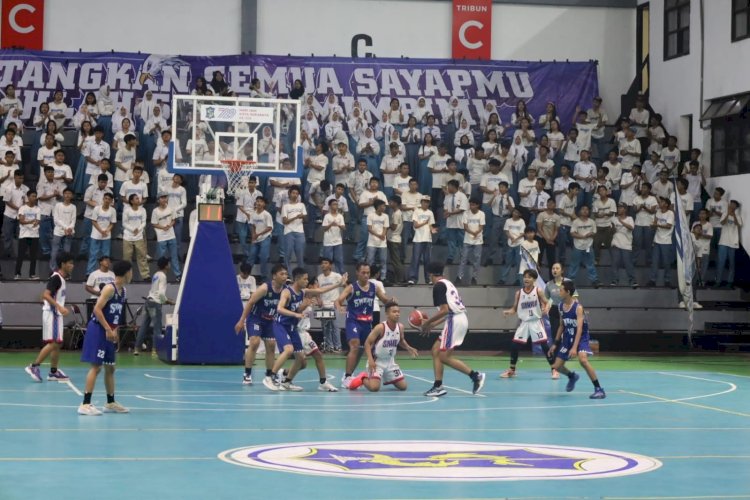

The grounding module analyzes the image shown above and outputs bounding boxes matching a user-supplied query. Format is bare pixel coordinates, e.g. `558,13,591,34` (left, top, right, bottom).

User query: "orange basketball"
408,309,429,329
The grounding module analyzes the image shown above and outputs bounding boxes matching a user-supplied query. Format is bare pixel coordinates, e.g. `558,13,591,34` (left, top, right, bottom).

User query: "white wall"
43,0,243,55
256,0,636,113
645,0,750,248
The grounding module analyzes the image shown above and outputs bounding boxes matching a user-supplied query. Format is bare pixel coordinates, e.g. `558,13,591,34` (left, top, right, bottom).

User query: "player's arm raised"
363,323,384,373
304,273,349,296
503,290,521,317
234,283,268,334
335,284,353,314
569,304,585,357
398,322,419,358
94,284,118,342
277,289,304,320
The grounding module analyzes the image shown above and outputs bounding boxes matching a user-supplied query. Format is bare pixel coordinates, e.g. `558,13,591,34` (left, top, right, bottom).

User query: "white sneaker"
694,302,703,309
318,381,339,392
262,376,279,391
78,404,103,416
242,374,252,385
280,381,303,392
679,301,686,309
341,375,352,389
103,402,130,413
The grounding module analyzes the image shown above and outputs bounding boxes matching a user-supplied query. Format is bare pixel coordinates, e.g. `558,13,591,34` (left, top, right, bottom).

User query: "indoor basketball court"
1,0,749,499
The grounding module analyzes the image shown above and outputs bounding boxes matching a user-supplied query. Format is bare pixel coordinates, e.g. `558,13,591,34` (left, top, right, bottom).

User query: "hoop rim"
220,159,256,173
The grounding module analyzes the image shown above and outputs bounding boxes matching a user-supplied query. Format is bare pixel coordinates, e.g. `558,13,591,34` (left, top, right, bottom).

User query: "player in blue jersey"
548,280,606,399
234,264,288,385
78,260,133,416
336,262,395,389
264,267,348,391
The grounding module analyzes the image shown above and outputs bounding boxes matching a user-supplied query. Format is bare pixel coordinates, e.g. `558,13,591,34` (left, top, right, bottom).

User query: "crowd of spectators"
0,75,743,290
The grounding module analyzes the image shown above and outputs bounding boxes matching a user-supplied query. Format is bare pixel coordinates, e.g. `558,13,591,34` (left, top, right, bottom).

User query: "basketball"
408,309,429,329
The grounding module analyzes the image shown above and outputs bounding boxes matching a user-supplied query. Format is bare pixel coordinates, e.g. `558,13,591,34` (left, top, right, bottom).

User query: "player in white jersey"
25,252,75,382
421,261,485,397
500,269,556,379
349,302,418,391
291,278,339,392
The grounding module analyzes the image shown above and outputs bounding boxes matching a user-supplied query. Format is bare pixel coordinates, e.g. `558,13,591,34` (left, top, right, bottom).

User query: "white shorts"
299,331,319,356
371,361,404,385
42,309,64,344
513,319,548,344
439,313,469,351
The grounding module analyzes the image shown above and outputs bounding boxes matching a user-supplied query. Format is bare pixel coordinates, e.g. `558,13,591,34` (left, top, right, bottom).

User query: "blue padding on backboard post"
176,221,244,364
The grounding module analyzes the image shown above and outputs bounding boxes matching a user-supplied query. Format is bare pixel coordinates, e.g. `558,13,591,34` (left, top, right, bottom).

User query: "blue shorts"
345,318,372,343
247,318,275,340
273,322,304,353
80,321,117,365
555,336,593,361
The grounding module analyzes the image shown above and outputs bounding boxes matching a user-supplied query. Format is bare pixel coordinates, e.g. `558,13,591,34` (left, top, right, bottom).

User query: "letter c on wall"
458,20,483,50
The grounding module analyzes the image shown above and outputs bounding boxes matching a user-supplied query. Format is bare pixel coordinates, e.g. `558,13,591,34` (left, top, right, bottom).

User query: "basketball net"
219,160,256,196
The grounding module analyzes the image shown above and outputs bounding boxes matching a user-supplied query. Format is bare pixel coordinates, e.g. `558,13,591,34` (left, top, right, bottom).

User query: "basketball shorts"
299,330,319,356
273,322,304,354
247,317,275,340
513,319,548,344
345,318,372,343
42,309,64,344
370,360,404,385
439,313,469,351
556,335,593,361
80,321,116,365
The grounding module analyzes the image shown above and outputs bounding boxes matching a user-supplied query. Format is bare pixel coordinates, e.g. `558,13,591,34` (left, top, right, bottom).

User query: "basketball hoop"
219,160,256,196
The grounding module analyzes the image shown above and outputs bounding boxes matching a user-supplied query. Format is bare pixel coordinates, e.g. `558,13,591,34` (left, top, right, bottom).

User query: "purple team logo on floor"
218,440,662,481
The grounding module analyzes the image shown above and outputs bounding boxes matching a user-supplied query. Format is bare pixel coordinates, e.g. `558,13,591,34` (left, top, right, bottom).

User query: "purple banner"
0,50,598,127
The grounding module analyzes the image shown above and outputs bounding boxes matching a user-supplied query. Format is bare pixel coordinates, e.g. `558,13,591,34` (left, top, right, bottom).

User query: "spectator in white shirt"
0,84,24,122
610,203,637,287
246,196,273,276
366,199,390,277
332,142,355,189
647,196,675,287
632,182,658,266
660,136,681,178
144,105,167,137
356,127,381,176
421,114,442,142
151,193,181,281
15,191,41,279
85,256,115,298
33,102,51,130
510,100,534,128
112,118,135,152
407,196,435,285
0,129,21,166
86,192,116,275
513,118,536,148
562,128,581,172
380,142,403,199
592,186,617,262
587,97,609,160
135,257,175,356
281,186,307,270
50,188,76,272
1,170,28,259
683,160,706,220
498,208,525,285
122,194,150,281
647,114,667,156
716,200,743,288
457,197,485,285
693,209,713,283
538,102,559,132
706,187,728,248
567,205,601,287
443,179,468,263
574,150,597,208
322,198,345,273
572,108,597,158
651,169,674,200
355,177,388,262
36,166,61,258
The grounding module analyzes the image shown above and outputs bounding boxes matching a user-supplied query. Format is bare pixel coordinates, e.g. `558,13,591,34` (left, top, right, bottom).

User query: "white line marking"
64,380,83,397
134,395,437,408
144,373,332,385
405,373,487,397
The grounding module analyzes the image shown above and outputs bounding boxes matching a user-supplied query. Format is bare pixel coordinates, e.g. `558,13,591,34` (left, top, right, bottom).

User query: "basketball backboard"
168,95,303,178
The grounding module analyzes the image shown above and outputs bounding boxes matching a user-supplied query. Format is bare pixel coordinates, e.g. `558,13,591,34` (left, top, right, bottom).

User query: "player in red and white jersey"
501,268,556,379
25,252,75,383
420,261,485,397
349,302,418,391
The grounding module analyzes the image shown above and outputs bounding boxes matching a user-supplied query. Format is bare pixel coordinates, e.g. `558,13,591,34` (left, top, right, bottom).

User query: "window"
711,115,750,177
664,0,690,60
733,0,750,42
